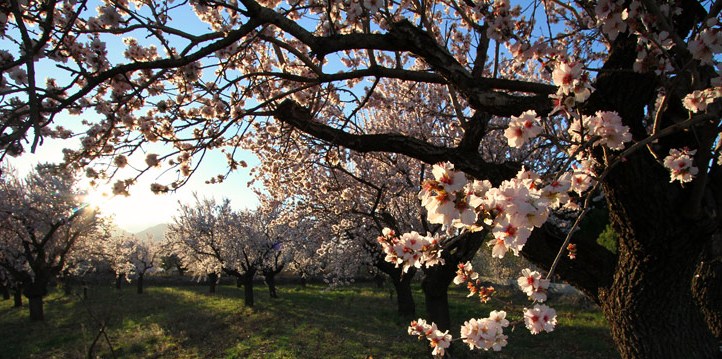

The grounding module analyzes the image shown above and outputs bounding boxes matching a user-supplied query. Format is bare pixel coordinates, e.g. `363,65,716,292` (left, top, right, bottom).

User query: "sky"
9,135,260,233
2,2,265,233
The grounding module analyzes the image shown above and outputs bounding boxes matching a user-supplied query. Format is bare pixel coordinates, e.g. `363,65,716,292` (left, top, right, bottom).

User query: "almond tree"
98,233,136,290
167,195,270,306
2,0,722,356
247,117,431,316
0,165,102,320
0,267,9,300
127,236,161,294
254,203,293,299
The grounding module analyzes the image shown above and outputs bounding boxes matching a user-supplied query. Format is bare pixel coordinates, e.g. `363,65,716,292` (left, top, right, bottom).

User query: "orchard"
1,0,721,358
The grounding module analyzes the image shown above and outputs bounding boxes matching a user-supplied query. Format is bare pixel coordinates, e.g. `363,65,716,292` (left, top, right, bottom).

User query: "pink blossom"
453,261,479,285
552,61,582,96
523,304,558,334
459,311,509,351
428,329,452,357
517,268,550,302
504,110,542,148
432,162,467,193
663,148,699,183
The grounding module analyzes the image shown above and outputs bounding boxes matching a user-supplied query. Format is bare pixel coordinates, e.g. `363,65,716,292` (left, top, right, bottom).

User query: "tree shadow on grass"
0,283,618,359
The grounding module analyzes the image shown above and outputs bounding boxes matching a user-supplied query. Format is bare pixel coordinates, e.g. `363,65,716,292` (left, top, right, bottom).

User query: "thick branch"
274,99,516,183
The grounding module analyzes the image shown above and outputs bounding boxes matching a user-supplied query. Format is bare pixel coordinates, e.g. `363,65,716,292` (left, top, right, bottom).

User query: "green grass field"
0,281,619,358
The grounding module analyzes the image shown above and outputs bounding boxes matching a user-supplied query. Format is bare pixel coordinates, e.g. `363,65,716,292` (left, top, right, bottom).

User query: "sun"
80,186,114,212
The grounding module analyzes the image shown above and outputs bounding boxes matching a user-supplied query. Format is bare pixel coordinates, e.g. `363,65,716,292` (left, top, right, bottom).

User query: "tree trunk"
23,279,48,321
236,276,242,288
241,270,256,307
299,275,306,288
13,284,22,307
263,271,278,298
596,150,720,358
692,234,722,340
115,274,123,290
63,278,72,295
1,284,9,300
136,273,144,294
373,274,385,288
388,268,416,319
421,265,454,331
208,273,218,294
391,274,416,319
421,231,485,331
375,259,417,318
599,236,718,358
28,296,44,321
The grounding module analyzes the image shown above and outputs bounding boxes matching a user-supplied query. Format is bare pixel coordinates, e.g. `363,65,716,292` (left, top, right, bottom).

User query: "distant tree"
160,253,186,277
167,195,270,306
128,236,161,294
96,233,136,290
0,165,102,320
0,267,10,300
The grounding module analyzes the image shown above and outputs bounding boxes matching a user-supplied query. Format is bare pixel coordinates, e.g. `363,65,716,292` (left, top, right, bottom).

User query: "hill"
134,223,169,242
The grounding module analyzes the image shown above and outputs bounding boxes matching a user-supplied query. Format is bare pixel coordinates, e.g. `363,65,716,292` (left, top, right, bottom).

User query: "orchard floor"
0,281,618,358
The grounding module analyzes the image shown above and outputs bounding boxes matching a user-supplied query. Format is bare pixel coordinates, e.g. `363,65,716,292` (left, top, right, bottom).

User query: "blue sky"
3,1,265,232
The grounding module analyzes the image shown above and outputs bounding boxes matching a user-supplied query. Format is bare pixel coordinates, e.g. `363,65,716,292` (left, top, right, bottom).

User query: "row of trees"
0,165,375,320
165,195,297,306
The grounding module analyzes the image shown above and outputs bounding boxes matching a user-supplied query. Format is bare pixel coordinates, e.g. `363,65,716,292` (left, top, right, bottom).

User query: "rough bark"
208,273,218,294
262,271,278,298
596,151,719,358
23,279,47,321
421,265,454,331
13,283,22,307
136,273,144,294
241,271,255,307
115,274,123,290
692,233,722,340
376,261,416,318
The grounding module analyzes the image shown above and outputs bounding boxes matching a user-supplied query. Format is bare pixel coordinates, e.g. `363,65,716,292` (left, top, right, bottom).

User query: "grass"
0,280,619,358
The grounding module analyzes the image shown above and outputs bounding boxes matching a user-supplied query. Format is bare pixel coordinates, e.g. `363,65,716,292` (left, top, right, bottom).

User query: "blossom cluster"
460,310,509,351
551,60,593,109
408,311,510,357
377,228,444,273
662,148,699,184
408,319,452,358
688,19,722,65
504,110,542,148
517,268,550,302
486,170,552,258
523,304,558,334
453,261,495,302
568,111,632,151
418,162,482,229
417,163,570,259
682,87,722,113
